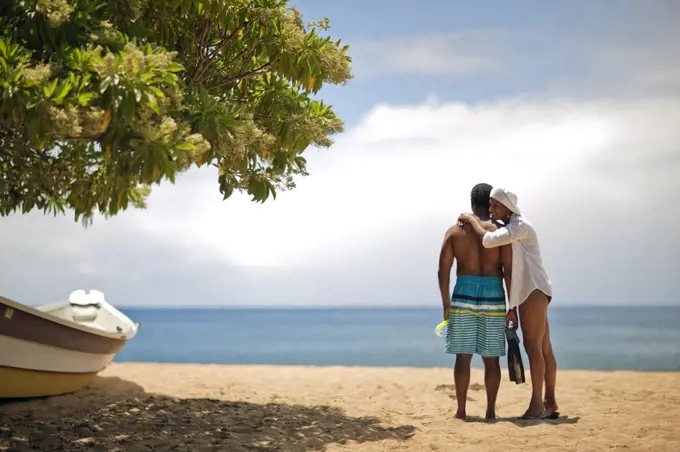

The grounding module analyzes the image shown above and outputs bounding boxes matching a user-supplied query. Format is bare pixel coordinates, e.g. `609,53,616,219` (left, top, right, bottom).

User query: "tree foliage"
0,0,352,221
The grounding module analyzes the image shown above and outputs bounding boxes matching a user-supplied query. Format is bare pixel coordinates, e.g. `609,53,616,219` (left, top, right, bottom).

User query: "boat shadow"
0,376,416,451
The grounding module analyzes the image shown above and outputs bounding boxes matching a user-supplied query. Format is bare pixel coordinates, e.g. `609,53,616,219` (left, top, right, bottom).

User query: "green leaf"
0,0,352,221
52,81,72,103
43,79,58,98
77,92,95,106
167,62,184,73
148,86,165,98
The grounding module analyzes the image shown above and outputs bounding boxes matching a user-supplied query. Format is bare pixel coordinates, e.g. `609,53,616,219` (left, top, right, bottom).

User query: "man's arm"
438,226,457,320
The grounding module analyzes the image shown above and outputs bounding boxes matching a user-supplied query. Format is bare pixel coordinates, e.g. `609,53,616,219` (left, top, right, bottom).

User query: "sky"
1,0,679,307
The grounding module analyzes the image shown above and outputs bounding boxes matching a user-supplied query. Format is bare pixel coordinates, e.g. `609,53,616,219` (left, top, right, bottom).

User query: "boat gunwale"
0,296,137,340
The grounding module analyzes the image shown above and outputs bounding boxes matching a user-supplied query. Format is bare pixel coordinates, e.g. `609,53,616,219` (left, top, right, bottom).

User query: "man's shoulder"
444,224,466,238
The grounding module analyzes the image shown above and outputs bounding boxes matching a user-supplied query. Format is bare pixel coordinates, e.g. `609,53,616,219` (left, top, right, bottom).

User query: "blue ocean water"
114,307,680,371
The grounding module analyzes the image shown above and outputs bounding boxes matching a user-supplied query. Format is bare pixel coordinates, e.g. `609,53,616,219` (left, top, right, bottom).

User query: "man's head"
489,187,521,223
470,183,493,219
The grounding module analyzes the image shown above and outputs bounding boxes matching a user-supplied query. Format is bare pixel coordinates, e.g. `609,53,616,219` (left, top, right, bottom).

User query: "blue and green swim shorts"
445,275,507,357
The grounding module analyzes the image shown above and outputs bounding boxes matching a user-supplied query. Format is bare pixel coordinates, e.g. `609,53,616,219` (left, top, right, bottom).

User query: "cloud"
3,2,679,309
349,31,507,77
346,5,680,100
543,27,680,98
1,95,678,307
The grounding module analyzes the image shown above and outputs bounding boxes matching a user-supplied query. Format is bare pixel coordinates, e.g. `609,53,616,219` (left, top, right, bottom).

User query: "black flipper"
506,327,526,384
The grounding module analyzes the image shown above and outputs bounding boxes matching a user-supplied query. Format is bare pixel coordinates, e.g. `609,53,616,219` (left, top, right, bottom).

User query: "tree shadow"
0,376,416,451
0,376,147,411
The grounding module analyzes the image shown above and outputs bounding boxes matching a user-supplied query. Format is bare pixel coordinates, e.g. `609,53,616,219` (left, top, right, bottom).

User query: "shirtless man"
438,183,512,420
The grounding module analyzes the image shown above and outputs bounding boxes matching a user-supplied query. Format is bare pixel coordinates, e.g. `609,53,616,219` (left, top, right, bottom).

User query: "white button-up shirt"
482,214,552,308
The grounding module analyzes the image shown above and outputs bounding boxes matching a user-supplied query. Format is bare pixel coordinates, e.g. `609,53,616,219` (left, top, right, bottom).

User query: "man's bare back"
441,218,504,278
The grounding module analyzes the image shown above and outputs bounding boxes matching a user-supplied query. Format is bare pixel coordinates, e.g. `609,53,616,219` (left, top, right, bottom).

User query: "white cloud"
544,36,680,98
350,31,507,77
347,11,680,99
3,95,675,306
4,3,680,308
136,96,663,268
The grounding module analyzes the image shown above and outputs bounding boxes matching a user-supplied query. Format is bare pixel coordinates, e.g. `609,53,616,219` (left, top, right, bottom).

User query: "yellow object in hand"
435,320,448,337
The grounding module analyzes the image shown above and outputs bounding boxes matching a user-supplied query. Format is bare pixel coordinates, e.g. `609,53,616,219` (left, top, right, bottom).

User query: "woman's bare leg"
542,319,559,413
518,290,549,418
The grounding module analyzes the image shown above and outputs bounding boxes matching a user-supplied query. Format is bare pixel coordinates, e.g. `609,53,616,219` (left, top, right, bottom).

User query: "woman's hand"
458,212,474,224
506,309,518,329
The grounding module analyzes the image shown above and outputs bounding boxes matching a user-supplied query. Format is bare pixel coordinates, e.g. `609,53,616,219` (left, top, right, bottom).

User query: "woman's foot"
520,401,547,419
519,411,559,420
544,399,560,414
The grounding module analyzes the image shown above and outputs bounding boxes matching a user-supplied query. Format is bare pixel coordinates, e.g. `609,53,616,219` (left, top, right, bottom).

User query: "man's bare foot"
454,410,466,420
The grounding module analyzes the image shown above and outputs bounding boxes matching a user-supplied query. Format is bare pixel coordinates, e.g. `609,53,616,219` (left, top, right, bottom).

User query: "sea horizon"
113,306,680,372
112,304,680,310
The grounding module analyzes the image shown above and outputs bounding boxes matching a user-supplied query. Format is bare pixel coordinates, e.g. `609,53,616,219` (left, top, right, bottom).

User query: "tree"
0,0,352,222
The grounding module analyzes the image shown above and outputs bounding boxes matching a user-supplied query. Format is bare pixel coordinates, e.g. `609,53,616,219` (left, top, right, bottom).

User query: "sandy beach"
2,363,679,451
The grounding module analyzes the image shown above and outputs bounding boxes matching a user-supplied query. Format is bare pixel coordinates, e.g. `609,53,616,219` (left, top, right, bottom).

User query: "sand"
2,363,679,451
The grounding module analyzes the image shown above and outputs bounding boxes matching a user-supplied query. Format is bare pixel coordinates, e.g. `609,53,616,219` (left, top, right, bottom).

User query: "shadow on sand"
433,383,580,428
0,376,416,451
464,415,581,427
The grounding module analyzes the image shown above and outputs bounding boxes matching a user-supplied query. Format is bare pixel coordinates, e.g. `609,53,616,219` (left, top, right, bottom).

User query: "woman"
458,187,559,420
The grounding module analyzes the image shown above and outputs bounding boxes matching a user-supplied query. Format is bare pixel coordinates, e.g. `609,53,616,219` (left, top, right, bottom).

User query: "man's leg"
454,353,473,419
476,276,506,420
518,290,549,418
481,356,501,419
542,319,559,413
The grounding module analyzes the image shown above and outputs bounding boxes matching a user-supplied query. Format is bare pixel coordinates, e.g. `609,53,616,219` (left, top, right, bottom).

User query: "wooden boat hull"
0,365,98,398
0,293,137,399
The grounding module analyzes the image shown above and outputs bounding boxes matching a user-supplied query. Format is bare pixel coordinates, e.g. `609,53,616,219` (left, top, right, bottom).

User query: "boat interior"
37,290,136,335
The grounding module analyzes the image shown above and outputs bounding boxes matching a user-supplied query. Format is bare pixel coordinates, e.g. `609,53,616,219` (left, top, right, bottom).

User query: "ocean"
114,306,680,371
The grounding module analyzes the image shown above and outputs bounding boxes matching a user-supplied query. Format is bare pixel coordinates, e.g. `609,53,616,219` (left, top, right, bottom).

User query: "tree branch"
193,22,249,83
237,45,259,76
188,19,212,83
205,60,276,91
59,134,103,143
224,47,250,69
208,23,245,61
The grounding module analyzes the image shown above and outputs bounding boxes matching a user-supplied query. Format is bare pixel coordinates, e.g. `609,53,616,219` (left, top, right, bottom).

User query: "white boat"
0,289,139,399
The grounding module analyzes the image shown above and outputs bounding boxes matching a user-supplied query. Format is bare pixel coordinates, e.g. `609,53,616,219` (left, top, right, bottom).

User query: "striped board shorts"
445,275,507,357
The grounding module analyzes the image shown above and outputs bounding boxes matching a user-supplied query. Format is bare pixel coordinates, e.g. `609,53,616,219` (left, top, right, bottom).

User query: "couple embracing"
438,183,558,421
